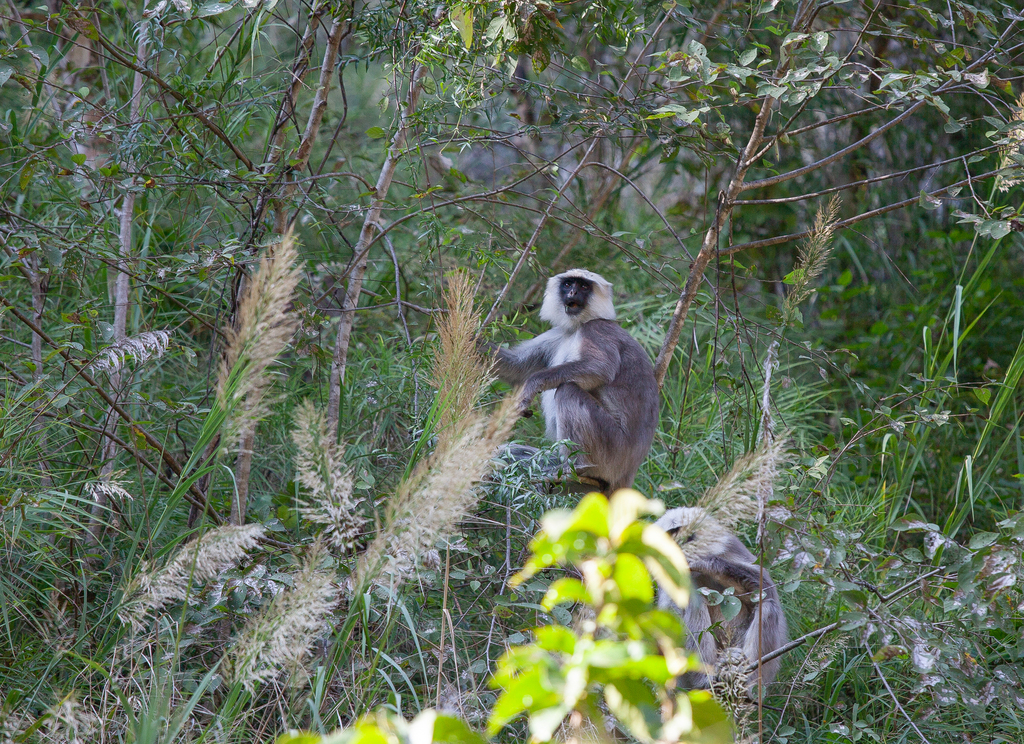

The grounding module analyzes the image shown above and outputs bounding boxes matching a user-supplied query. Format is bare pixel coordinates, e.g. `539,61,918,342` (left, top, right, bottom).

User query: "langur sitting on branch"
482,269,659,493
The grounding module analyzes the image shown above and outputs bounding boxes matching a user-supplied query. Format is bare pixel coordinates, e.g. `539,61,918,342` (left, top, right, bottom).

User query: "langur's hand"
475,336,497,358
518,380,541,417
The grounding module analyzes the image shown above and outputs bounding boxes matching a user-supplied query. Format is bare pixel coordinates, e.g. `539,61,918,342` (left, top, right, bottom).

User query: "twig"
870,651,933,743
724,168,1003,254
743,567,945,673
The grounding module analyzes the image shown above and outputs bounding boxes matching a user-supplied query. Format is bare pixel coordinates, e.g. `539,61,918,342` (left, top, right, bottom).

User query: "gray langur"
484,269,659,492
653,506,787,696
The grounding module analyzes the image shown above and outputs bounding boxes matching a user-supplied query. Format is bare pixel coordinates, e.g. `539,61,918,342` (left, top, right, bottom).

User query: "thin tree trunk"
325,56,431,438
27,251,52,489
653,0,816,387
231,16,347,525
252,0,330,231
87,18,148,545
273,16,347,234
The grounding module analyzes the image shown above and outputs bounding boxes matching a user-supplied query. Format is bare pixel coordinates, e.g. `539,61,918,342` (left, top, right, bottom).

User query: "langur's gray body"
488,270,659,492
654,507,787,696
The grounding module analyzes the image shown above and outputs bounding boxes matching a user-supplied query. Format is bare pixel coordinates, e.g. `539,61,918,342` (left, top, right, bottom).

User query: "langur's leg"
552,383,628,487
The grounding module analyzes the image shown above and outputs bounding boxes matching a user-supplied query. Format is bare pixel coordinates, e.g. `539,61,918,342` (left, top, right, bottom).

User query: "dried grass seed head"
698,435,790,528
292,399,363,553
432,270,489,448
783,195,841,321
216,234,302,434
357,394,518,587
119,524,265,628
228,543,338,691
90,330,172,375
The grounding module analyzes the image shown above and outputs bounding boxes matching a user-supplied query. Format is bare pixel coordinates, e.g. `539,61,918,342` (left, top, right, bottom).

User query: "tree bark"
326,56,431,438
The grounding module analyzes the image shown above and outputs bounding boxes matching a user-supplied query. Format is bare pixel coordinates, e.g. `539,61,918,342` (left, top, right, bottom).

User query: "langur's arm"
488,331,558,385
687,552,779,605
520,337,621,401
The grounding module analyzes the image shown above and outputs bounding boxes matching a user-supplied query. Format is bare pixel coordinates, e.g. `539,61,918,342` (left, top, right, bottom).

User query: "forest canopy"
1,0,1024,742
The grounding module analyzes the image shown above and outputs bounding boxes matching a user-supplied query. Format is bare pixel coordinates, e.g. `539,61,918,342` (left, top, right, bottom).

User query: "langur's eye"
684,534,696,544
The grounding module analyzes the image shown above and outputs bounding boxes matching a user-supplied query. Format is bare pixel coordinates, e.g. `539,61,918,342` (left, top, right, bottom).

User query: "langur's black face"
559,276,593,316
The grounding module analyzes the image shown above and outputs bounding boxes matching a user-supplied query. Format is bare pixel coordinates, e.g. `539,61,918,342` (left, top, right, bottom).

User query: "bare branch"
724,168,1002,254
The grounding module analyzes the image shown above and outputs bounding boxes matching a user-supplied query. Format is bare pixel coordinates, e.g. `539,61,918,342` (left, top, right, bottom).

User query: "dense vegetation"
1,0,1024,742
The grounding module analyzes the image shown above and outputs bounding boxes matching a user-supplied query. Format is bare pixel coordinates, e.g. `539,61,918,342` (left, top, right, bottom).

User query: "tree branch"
724,168,1001,254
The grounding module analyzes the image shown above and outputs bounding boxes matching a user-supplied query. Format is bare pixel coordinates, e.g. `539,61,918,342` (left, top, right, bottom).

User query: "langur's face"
559,276,593,316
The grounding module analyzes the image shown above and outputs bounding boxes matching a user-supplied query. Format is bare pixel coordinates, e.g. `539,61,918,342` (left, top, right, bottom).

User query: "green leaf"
542,578,592,610
559,492,610,539
738,49,756,66
72,153,87,166
488,671,558,735
605,681,658,743
277,732,324,744
653,104,705,124
719,594,741,621
614,553,653,604
19,161,35,191
426,711,490,744
973,387,991,406
0,63,13,87
688,690,732,744
533,624,576,653
839,611,867,630
27,46,49,68
637,524,689,609
782,268,805,285
608,488,661,542
968,531,999,550
197,2,232,16
890,517,940,532
570,56,591,73
449,6,474,50
365,126,386,139
840,589,869,608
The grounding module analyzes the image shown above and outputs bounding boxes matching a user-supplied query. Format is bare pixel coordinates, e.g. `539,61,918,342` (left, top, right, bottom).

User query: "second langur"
654,506,788,696
484,269,659,492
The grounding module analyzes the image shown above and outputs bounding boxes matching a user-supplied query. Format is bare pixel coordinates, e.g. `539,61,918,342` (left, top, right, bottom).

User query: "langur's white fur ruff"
540,269,616,330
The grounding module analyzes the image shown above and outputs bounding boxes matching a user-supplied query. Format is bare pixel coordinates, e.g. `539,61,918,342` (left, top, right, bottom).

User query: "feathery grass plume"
118,524,265,628
782,194,841,325
997,92,1024,192
698,436,790,529
431,270,490,449
357,395,519,587
292,399,364,553
39,695,101,744
227,542,338,692
90,330,172,374
84,479,134,502
216,232,302,437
